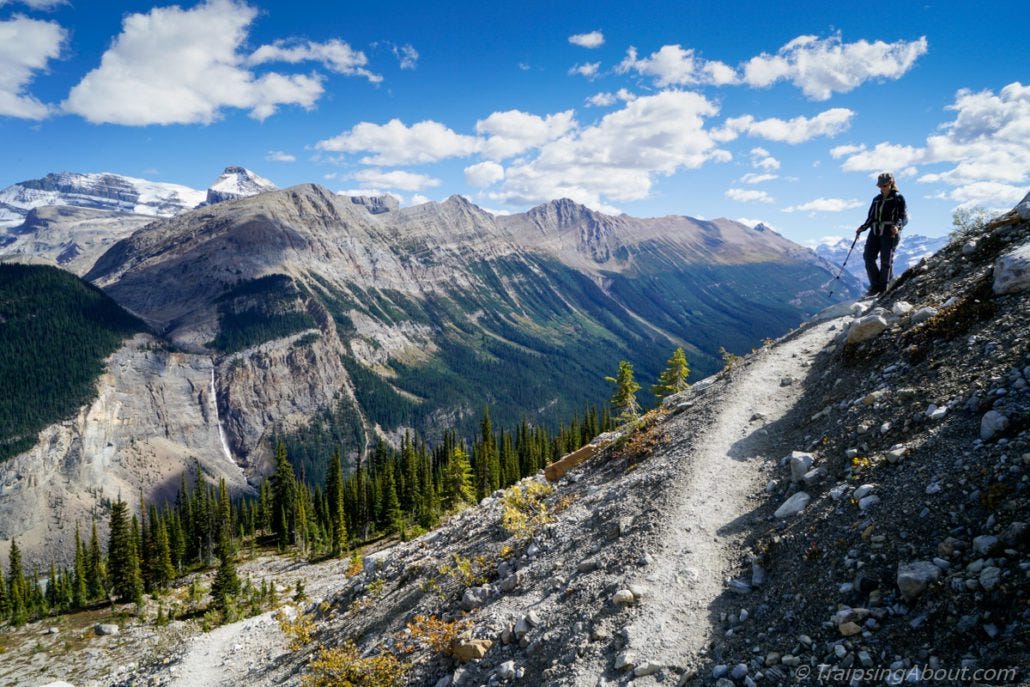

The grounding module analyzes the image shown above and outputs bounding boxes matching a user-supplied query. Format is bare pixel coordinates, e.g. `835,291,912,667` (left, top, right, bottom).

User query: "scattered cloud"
0,15,66,119
464,161,505,188
742,34,928,100
316,119,480,165
749,147,780,170
836,82,1030,208
617,44,737,87
740,172,778,184
717,108,854,144
586,89,635,108
265,150,296,162
737,217,777,231
410,193,431,205
63,0,335,124
249,38,381,82
783,197,862,212
569,31,604,49
393,44,419,70
0,0,67,8
489,90,729,212
352,168,440,191
476,109,577,160
569,62,600,79
725,188,774,203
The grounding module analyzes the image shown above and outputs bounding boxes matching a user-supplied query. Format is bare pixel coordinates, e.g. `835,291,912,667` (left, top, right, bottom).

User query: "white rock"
853,484,876,500
774,492,810,518
613,589,636,606
849,301,871,317
926,404,947,421
497,661,516,680
993,243,1030,294
847,315,888,344
892,301,914,315
897,561,941,599
787,451,815,482
615,651,636,671
634,662,661,677
980,410,1009,440
829,484,850,501
95,624,120,636
911,307,938,324
961,241,977,255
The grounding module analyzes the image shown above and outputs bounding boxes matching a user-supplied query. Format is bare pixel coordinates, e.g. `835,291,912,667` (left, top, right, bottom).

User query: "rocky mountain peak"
204,165,277,205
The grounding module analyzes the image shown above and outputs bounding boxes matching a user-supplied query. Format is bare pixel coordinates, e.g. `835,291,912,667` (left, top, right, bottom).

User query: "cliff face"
0,334,249,565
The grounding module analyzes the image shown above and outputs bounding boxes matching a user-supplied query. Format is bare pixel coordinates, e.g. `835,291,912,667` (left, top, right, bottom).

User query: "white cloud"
837,82,1030,208
718,108,854,144
742,34,928,100
569,62,600,79
0,0,66,8
725,188,774,203
249,38,381,82
316,118,480,165
586,89,635,108
737,217,777,231
393,44,419,70
0,15,65,119
265,150,296,162
464,161,505,188
740,172,778,184
569,31,604,49
477,109,577,160
490,90,729,212
617,44,737,87
830,144,865,158
749,147,780,170
410,193,431,205
63,0,333,125
783,197,862,212
351,169,441,191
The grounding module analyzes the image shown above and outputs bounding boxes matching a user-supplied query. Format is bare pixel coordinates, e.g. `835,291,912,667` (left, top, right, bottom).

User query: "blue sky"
1,0,1027,245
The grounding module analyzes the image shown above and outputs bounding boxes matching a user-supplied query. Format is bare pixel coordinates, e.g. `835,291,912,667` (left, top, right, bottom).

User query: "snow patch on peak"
204,166,277,205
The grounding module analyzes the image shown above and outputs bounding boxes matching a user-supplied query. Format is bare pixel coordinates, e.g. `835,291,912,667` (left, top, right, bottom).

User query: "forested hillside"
0,264,144,461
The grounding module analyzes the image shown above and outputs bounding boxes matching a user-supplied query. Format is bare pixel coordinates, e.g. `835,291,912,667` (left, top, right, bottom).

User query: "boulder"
847,315,888,344
897,561,941,599
787,451,814,482
993,243,1030,295
774,492,810,518
450,639,492,662
980,410,1009,440
95,623,120,636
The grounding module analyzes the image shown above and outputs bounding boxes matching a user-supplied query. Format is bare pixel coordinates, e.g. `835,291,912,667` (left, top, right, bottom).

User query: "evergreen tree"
151,516,175,590
107,499,143,604
442,446,475,512
0,561,8,618
210,530,240,611
606,360,641,423
73,523,88,608
270,441,298,548
7,539,27,625
325,450,347,556
379,462,403,535
87,518,104,600
651,347,691,400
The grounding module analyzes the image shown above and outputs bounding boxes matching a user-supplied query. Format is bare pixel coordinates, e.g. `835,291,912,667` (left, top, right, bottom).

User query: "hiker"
855,172,907,295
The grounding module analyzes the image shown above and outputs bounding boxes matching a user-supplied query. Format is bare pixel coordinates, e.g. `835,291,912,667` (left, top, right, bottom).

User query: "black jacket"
860,190,907,234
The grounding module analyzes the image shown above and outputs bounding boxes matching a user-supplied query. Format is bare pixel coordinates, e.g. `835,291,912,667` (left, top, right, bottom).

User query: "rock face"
0,334,250,564
203,166,277,205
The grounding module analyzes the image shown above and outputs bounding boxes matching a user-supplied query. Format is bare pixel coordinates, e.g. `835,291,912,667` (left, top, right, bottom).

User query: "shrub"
302,642,408,687
500,481,553,542
438,553,491,588
277,606,315,650
403,614,473,656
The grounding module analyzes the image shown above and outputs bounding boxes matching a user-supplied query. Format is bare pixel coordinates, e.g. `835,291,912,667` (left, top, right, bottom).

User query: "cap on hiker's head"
877,172,894,187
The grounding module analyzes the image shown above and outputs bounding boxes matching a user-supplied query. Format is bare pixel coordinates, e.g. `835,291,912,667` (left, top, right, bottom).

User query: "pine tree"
651,347,691,400
108,499,143,604
152,516,175,590
606,360,641,423
7,539,27,625
0,561,8,618
326,450,347,556
379,462,403,535
210,530,240,612
73,523,88,608
442,446,475,512
270,441,298,548
87,518,104,601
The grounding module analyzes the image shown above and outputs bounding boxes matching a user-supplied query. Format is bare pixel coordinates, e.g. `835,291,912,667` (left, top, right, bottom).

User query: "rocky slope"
1,198,1024,687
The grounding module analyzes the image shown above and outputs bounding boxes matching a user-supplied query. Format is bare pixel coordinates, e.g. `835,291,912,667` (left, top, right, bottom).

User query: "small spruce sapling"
606,360,641,424
651,347,690,400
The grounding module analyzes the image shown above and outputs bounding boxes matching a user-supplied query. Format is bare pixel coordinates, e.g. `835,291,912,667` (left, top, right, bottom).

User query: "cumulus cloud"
836,82,1030,207
742,34,928,100
725,188,774,203
717,108,853,144
0,0,66,8
783,197,862,213
489,90,729,212
749,147,780,170
316,119,480,165
477,109,577,160
249,38,381,82
0,15,66,119
464,161,505,188
265,150,296,162
62,0,339,124
569,62,600,79
351,168,440,191
410,193,431,205
617,44,737,87
569,31,604,49
586,89,635,108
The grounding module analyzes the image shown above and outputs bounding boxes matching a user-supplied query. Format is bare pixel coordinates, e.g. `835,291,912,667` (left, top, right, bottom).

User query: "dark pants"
863,230,899,292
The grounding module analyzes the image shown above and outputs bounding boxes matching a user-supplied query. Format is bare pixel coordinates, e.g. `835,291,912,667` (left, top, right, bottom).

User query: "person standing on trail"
855,172,908,295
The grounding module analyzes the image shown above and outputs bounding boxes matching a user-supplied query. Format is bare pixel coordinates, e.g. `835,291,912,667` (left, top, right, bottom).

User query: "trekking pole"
828,234,859,298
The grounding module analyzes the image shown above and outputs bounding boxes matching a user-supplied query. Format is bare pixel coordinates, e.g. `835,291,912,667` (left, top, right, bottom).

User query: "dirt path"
622,317,840,676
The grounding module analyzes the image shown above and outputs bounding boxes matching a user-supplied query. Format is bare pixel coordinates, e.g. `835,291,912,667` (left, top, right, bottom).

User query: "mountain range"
0,168,864,563
814,233,950,283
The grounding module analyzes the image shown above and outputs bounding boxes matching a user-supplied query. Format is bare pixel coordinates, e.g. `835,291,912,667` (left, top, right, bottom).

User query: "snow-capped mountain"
203,166,277,205
0,172,206,228
814,233,949,281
